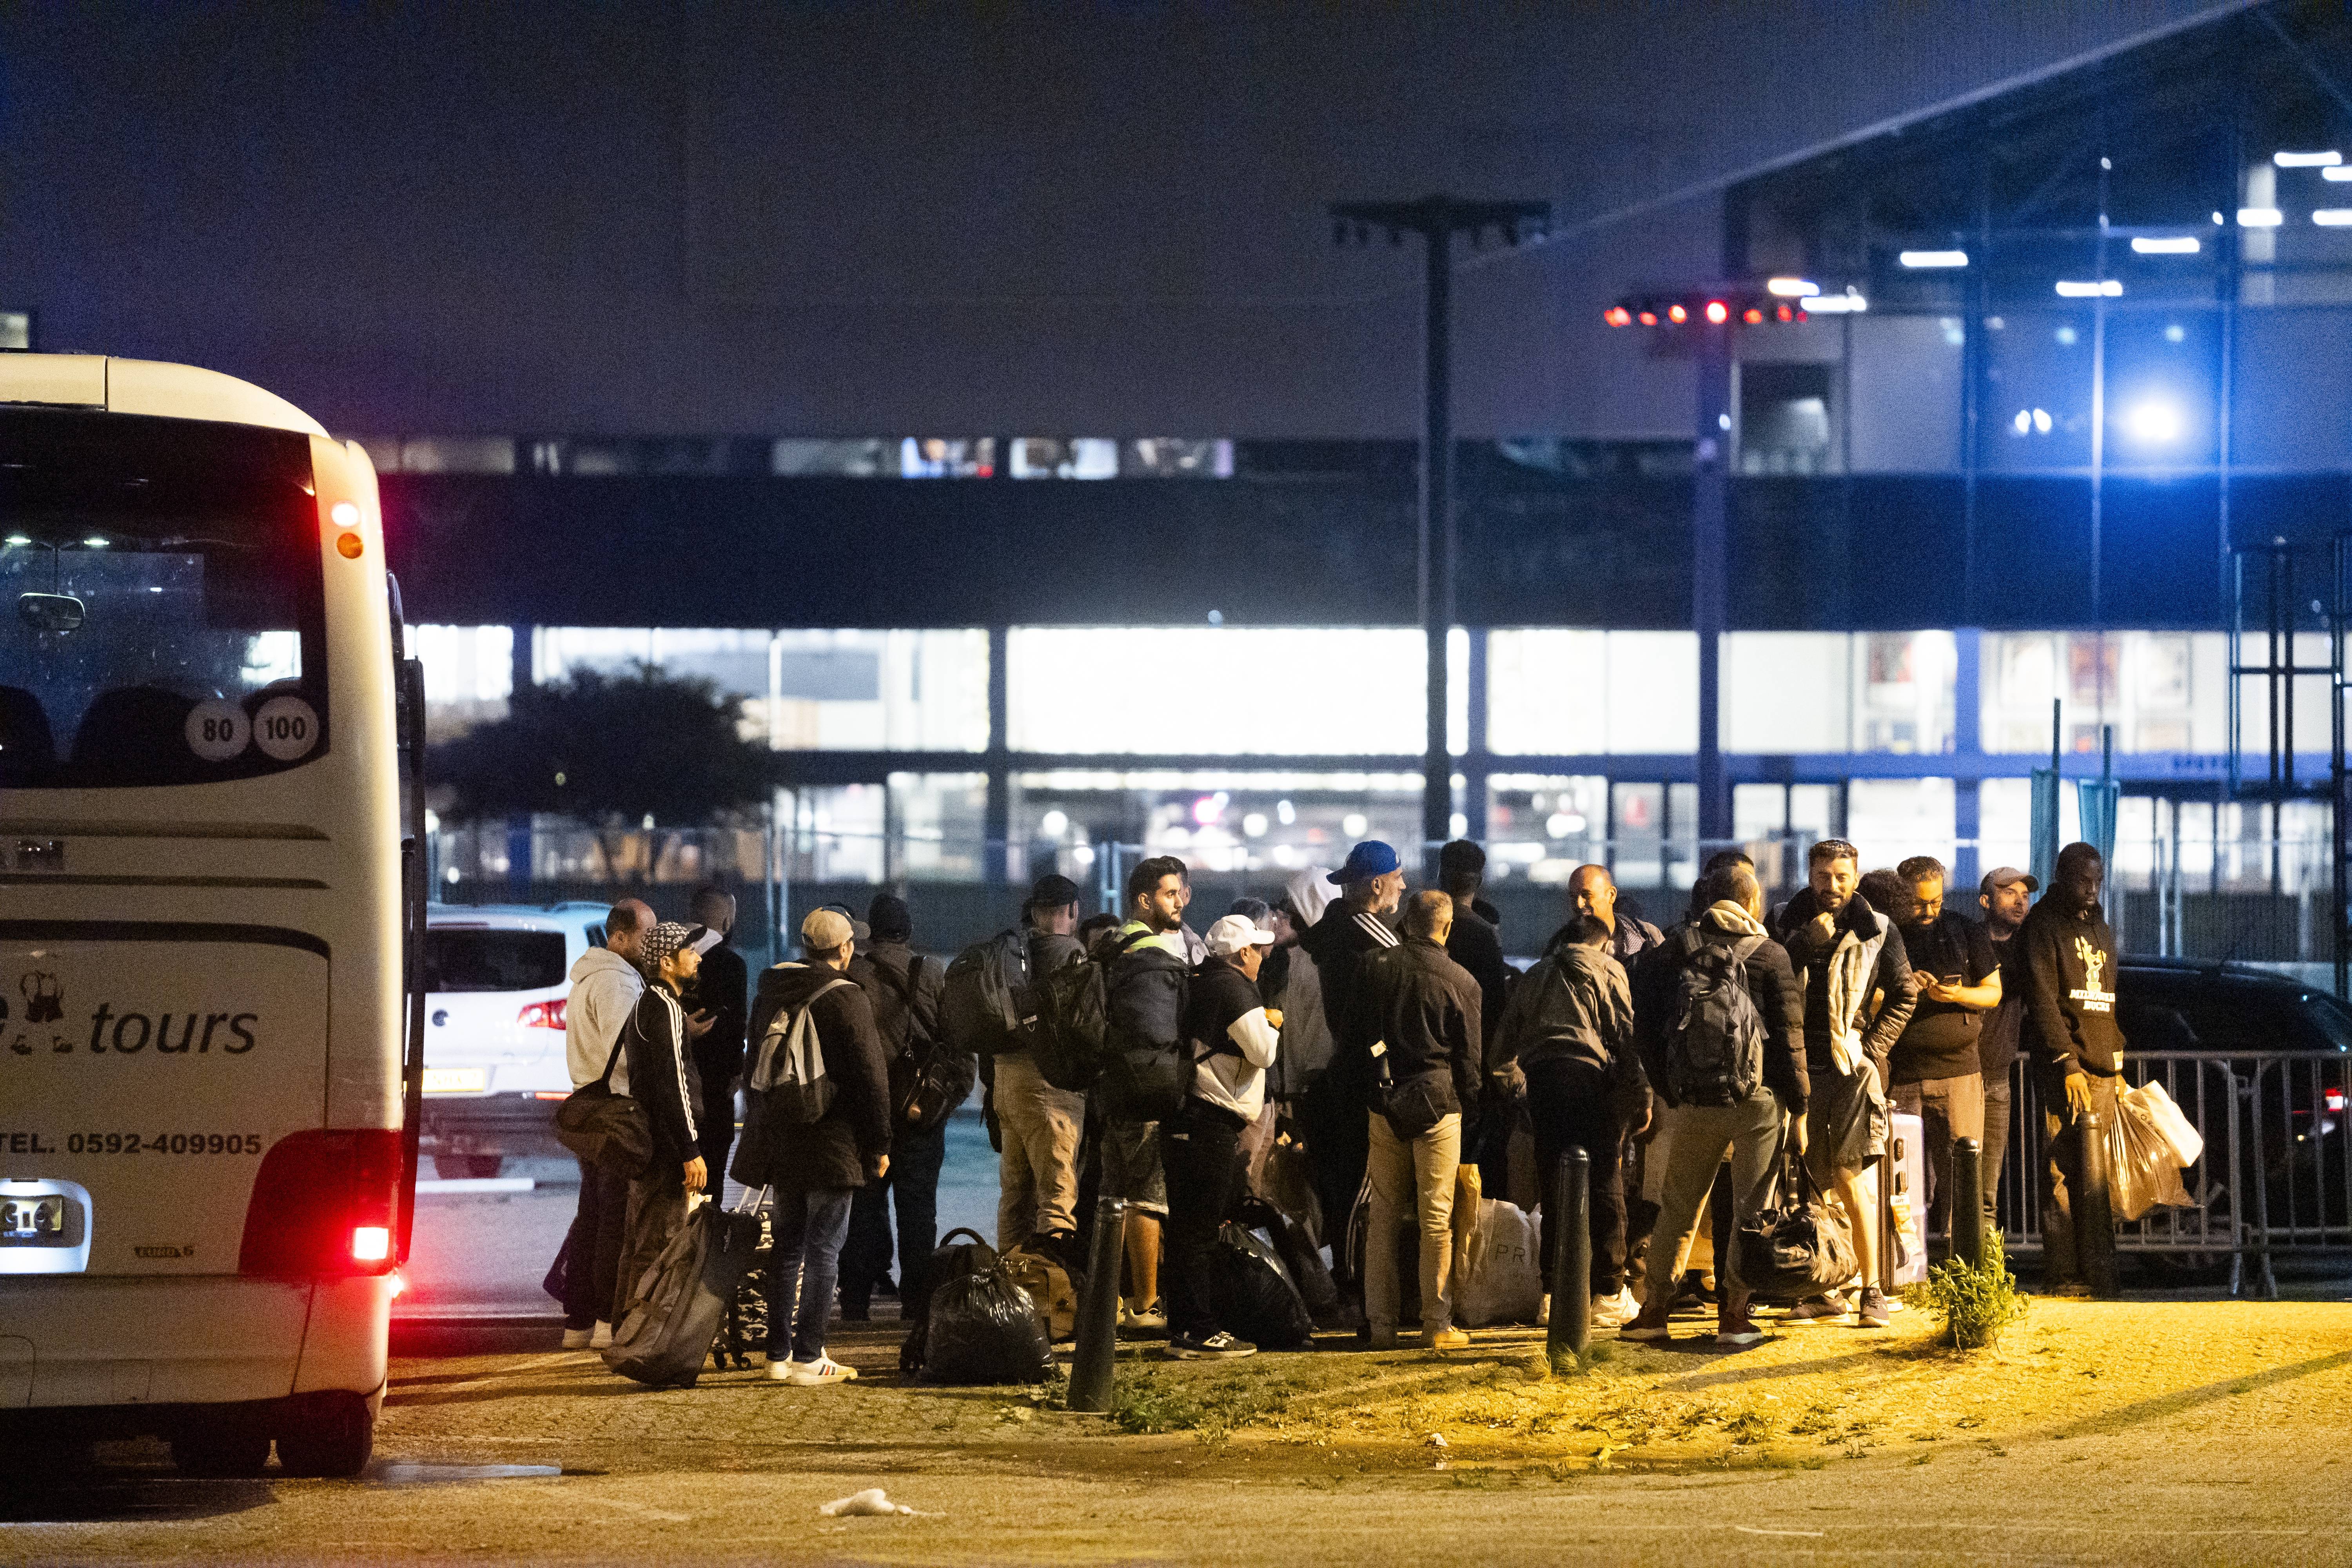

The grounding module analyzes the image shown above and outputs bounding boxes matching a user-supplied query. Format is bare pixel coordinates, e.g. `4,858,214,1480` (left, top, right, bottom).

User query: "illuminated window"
1487,631,1699,754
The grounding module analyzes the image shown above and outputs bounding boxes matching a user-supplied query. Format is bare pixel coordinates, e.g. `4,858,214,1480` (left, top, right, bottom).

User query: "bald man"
1548,865,1663,969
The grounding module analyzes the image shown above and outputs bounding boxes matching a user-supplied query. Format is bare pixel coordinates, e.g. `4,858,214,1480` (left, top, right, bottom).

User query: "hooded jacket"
1775,888,1915,1078
1631,902,1809,1112
2018,893,2125,1080
619,980,701,1169
1266,870,1336,1096
731,962,892,1192
566,946,645,1089
1490,942,1638,1080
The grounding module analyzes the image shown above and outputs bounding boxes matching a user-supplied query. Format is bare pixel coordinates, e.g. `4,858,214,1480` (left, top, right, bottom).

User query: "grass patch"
1105,1368,1295,1436
1923,1232,2029,1350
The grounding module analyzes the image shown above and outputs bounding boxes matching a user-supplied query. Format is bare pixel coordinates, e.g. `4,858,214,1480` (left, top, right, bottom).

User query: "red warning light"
1742,307,1764,325
1604,306,1633,327
1667,303,1688,324
1637,310,1658,327
1776,303,1794,322
1704,299,1729,325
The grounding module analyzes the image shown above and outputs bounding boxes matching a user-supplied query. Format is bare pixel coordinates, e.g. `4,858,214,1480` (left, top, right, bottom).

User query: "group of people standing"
553,824,2126,1376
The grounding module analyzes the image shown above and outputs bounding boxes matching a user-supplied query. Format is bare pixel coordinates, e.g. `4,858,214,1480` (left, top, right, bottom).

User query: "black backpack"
1095,937,1192,1122
1662,927,1768,1107
1030,927,1151,1094
866,954,961,1126
940,929,1035,1058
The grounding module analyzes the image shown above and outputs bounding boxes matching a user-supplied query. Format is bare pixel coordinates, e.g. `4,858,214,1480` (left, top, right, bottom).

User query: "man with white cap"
1159,911,1284,1359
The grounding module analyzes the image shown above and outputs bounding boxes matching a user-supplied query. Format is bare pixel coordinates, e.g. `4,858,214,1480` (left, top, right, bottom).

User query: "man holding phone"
1889,855,2002,1263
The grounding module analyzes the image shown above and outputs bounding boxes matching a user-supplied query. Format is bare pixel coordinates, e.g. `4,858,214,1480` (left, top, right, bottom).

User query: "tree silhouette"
433,665,770,881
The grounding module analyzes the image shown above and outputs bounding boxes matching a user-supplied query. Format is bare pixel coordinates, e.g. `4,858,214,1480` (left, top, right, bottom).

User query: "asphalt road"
400,1112,1002,1320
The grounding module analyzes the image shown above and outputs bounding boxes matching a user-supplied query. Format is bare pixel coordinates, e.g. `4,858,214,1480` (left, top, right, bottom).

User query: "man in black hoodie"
611,921,719,1330
732,907,892,1385
2020,842,2125,1293
1774,838,1913,1327
1296,839,1405,1305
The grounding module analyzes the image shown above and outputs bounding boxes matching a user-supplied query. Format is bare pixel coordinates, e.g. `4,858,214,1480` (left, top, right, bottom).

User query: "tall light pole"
1331,195,1551,873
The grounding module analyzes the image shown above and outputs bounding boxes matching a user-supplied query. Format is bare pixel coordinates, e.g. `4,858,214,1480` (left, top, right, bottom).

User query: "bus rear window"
425,930,569,993
0,408,328,788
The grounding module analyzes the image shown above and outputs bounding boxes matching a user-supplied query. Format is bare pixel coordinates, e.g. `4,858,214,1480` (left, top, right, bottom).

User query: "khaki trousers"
993,1050,1086,1250
1364,1111,1463,1337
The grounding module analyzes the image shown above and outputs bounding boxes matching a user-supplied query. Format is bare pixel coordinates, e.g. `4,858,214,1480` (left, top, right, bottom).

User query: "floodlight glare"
2034,408,2053,435
2314,209,2352,227
2130,236,2201,255
2274,151,2343,167
1766,277,1819,297
2013,410,2031,435
2239,207,2285,227
2327,167,2352,183
2123,400,2183,444
2054,279,2124,297
1899,249,1969,269
1807,289,1867,314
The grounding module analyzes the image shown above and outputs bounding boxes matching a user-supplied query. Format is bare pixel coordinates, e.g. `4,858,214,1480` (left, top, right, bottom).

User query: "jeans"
1980,1071,2013,1226
765,1186,858,1364
1893,1073,1986,1257
2041,1073,2120,1288
1639,1091,1783,1305
562,1158,631,1330
1364,1111,1462,1336
993,1051,1087,1250
839,1119,948,1315
1160,1101,1247,1341
1525,1057,1628,1297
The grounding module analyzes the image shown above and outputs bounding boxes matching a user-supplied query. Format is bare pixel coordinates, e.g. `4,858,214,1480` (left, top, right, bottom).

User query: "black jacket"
733,962,892,1192
2018,895,2125,1080
620,981,703,1169
1358,936,1484,1128
1775,888,1915,1078
687,939,749,1092
1630,918,1809,1112
1299,901,1402,1099
1444,905,1512,1048
850,941,971,1132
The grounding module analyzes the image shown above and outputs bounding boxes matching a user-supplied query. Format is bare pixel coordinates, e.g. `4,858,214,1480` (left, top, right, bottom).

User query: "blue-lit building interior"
396,2,2352,960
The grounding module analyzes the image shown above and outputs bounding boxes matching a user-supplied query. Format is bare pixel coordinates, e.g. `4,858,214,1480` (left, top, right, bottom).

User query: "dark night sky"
2,2,2234,441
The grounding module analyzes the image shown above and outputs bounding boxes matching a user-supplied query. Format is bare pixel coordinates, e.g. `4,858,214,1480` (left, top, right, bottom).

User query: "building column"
506,624,534,897
1463,626,1490,842
1954,626,1984,889
985,625,1010,887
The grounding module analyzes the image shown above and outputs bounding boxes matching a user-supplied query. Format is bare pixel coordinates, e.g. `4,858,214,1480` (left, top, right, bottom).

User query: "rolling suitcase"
604,1186,769,1388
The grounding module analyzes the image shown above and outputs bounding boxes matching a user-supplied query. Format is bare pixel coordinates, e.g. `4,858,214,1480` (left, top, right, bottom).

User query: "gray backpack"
746,975,853,1125
1663,928,1768,1108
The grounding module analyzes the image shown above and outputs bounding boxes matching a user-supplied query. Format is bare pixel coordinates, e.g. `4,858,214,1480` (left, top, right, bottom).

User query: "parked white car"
419,902,610,1178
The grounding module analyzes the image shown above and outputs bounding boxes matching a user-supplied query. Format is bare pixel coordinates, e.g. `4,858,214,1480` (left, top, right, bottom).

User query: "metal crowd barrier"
1990,1049,2352,1298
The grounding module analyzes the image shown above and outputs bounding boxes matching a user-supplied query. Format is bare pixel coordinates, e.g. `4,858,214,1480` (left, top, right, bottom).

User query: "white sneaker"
562,1326,593,1350
589,1321,613,1350
1537,1294,1551,1327
786,1356,859,1387
1592,1287,1638,1327
766,1357,804,1382
1126,1299,1166,1332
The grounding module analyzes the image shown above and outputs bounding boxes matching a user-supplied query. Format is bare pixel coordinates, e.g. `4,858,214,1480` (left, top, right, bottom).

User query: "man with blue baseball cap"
1295,839,1407,1314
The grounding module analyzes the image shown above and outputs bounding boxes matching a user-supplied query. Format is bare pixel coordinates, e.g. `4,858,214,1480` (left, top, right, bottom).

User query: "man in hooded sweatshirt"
610,920,721,1331
2020,842,2126,1294
1490,913,1650,1329
1773,838,1913,1328
560,897,652,1349
1621,866,1808,1347
733,907,893,1385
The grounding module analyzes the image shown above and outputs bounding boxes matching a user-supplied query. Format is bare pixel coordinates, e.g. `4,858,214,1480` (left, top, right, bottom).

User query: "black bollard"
2075,1110,2121,1298
1951,1136,1985,1270
1065,1195,1128,1414
1546,1146,1592,1367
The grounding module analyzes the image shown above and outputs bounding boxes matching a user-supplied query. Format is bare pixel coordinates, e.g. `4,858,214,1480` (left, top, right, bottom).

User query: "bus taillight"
238,1129,404,1278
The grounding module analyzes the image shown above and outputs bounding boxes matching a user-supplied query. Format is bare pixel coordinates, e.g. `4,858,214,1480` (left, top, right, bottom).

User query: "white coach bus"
0,354,425,1477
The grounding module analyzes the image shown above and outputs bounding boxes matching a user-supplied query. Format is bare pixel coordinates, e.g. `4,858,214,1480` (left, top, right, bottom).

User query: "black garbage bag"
919,1264,1056,1385
1238,1195,1340,1328
1207,1222,1314,1349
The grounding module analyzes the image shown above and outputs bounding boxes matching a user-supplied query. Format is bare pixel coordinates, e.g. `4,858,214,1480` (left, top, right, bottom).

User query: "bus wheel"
170,1420,272,1478
275,1392,374,1478
433,1154,505,1180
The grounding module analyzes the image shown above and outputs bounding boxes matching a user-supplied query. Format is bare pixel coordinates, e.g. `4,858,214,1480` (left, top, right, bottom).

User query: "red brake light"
1743,307,1764,325
518,998,567,1031
239,1129,403,1277
2327,1087,2346,1112
1667,303,1688,324
1604,305,1633,327
1637,310,1658,327
1704,299,1729,324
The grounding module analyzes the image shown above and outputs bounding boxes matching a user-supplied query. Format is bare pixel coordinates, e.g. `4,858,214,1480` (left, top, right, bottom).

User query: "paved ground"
11,1292,2352,1565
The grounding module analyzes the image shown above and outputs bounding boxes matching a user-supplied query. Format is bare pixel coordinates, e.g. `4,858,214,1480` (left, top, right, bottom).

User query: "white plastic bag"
1452,1198,1543,1327
2105,1090,2195,1221
2126,1080,2203,1166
